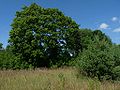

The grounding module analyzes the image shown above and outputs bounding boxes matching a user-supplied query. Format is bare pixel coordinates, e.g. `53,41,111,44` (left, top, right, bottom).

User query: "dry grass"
0,68,120,90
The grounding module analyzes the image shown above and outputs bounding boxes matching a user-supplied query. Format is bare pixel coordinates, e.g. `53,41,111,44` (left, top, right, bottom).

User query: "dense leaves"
0,45,14,69
76,36,120,81
9,3,79,67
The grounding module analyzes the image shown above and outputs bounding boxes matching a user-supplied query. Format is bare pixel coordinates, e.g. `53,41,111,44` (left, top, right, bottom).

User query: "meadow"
0,68,120,90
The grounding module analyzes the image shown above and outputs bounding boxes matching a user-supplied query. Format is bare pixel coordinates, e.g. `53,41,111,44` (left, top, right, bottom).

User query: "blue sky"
0,0,120,47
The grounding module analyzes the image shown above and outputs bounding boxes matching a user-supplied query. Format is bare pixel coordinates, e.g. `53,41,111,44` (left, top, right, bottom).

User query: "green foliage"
66,30,82,57
9,3,79,68
0,45,33,69
79,29,112,50
76,40,120,80
112,66,120,80
0,49,14,69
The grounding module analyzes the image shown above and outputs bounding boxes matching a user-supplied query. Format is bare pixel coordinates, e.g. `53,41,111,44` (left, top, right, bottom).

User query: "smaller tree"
76,38,120,81
0,44,15,69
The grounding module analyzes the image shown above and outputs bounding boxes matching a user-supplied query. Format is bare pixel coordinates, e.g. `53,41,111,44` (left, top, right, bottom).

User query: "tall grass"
0,68,120,90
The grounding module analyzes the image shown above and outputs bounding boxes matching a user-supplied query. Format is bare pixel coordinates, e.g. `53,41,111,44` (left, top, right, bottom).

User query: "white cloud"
113,27,120,32
99,23,109,29
111,17,118,22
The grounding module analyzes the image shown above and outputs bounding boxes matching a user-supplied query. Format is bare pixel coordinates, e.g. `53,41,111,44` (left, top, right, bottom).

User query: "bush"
0,49,34,70
0,50,14,69
76,44,120,81
10,56,34,69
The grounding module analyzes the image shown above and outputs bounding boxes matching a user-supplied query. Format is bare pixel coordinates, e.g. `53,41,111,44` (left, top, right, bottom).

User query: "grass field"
0,68,120,90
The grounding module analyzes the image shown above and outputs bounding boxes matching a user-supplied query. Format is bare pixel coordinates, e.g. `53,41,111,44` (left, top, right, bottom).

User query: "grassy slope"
0,68,120,90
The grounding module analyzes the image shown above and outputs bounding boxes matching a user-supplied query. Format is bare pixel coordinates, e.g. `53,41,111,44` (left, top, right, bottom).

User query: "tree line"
0,3,120,81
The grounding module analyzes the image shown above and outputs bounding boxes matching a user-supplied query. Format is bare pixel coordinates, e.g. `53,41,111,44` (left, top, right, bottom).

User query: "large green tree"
9,3,79,67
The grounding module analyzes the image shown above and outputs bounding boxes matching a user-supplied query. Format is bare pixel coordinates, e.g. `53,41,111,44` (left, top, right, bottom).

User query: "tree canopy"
9,3,79,67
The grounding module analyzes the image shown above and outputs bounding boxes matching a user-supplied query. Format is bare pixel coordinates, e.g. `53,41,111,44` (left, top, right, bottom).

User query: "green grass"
0,68,120,90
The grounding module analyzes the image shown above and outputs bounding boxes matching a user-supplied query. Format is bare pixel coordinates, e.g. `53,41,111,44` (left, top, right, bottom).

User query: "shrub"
76,44,120,81
0,50,14,69
0,49,34,69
